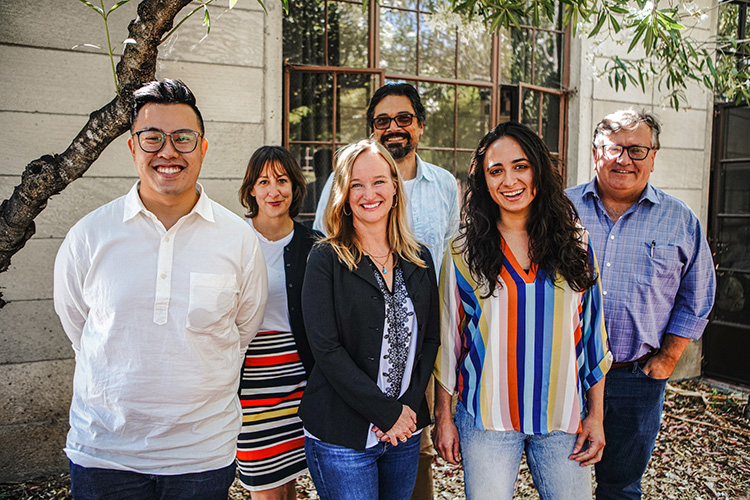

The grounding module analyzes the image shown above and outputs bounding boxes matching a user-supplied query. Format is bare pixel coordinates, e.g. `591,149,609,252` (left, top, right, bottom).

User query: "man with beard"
313,82,460,499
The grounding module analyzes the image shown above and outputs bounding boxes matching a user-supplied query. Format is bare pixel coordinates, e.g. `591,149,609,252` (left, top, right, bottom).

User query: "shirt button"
160,273,167,279
603,290,608,295
610,235,615,240
606,262,611,267
164,236,170,242
288,283,293,288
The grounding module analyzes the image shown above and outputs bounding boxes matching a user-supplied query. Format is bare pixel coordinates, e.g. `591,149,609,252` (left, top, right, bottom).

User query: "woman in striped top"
433,122,612,500
237,146,322,499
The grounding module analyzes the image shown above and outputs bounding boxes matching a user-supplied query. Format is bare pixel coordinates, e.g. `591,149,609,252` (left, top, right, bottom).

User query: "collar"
581,178,660,206
414,154,433,182
122,181,215,223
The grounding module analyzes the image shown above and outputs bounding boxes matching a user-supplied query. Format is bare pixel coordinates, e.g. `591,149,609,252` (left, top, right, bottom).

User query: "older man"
54,79,267,500
314,82,460,500
566,109,716,500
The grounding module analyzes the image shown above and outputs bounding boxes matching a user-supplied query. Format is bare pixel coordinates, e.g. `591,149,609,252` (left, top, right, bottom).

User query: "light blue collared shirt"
566,179,716,363
314,154,460,277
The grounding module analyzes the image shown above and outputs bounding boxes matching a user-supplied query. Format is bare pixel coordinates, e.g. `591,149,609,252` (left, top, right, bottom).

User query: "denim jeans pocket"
635,362,669,382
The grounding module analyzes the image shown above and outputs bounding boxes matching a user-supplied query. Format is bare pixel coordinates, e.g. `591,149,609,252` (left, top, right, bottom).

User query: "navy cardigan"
284,221,322,377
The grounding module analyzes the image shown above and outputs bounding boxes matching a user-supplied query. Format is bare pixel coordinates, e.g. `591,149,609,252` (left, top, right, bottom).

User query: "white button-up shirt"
54,182,267,474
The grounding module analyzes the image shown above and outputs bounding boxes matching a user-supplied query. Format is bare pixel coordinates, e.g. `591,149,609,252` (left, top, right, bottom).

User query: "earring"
343,203,351,216
392,194,398,208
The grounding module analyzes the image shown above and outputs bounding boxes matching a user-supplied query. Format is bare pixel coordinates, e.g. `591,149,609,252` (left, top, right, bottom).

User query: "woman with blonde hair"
299,139,440,500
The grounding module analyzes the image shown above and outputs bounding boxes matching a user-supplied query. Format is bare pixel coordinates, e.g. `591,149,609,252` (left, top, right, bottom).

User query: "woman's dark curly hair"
455,121,596,298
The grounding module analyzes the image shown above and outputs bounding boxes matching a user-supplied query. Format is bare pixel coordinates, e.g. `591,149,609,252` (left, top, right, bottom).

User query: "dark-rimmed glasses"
133,129,202,153
599,144,654,161
371,113,417,130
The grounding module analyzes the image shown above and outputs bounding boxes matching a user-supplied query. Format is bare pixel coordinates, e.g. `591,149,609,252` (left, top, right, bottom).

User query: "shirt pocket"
636,242,683,286
186,273,238,333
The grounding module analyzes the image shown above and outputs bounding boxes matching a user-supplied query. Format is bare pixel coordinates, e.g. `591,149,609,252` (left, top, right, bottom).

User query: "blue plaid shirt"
566,179,716,363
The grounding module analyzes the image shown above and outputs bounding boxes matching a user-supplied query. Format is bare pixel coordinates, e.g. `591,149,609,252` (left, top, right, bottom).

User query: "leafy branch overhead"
449,0,750,110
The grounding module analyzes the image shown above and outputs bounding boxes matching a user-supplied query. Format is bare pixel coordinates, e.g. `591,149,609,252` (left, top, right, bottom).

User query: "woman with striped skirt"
237,146,321,499
432,122,612,500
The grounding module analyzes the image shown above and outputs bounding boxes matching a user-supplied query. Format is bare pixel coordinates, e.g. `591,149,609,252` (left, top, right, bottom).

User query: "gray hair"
593,109,661,150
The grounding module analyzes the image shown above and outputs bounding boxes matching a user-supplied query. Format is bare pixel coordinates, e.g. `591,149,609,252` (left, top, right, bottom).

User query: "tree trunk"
0,0,193,305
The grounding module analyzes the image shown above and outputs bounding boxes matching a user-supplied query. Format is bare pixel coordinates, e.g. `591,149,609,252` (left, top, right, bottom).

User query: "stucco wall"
0,0,282,481
566,0,717,380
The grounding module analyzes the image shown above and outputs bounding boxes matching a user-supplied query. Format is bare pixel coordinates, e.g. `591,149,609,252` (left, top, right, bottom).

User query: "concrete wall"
0,0,282,481
566,0,717,380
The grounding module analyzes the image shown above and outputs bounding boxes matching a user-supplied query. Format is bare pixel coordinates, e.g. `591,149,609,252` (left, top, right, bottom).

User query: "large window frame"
283,1,571,212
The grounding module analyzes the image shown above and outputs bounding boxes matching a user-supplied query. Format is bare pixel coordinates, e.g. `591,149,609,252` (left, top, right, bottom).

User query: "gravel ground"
2,379,748,499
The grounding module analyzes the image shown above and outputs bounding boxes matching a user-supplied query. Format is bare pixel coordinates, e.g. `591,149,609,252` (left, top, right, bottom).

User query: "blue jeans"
455,403,592,500
305,434,420,500
595,363,668,500
69,461,236,500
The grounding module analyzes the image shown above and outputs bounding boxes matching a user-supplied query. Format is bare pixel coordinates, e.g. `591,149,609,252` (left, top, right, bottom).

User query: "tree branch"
0,0,192,284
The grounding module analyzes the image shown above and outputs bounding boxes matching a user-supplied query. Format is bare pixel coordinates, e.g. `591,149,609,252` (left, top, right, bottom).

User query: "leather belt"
610,349,657,370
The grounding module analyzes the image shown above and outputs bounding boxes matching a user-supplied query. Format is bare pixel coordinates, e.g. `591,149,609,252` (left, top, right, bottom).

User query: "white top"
247,218,293,333
54,182,268,474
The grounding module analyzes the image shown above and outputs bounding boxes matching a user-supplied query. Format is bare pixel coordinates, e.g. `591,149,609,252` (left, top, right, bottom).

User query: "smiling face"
372,95,424,161
250,161,293,221
484,136,536,221
128,103,207,212
593,121,656,204
348,150,397,229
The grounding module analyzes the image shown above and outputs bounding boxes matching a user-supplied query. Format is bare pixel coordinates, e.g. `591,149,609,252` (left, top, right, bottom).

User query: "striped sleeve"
434,240,463,395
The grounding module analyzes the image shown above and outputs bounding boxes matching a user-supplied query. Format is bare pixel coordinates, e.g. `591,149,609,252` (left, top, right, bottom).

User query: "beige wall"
566,0,717,380
0,0,282,480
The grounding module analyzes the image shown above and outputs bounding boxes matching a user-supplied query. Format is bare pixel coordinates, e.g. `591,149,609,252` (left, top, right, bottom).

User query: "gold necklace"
366,251,391,274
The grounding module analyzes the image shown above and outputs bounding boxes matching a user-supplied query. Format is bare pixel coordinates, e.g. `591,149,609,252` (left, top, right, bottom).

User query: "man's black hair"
130,79,204,134
366,83,426,132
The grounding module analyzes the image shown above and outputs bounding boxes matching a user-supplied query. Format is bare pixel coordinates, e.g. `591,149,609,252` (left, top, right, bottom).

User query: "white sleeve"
313,173,334,235
235,234,268,350
53,232,88,352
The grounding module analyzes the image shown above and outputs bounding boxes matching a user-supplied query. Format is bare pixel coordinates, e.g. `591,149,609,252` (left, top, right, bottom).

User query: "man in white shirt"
314,83,460,500
53,79,267,500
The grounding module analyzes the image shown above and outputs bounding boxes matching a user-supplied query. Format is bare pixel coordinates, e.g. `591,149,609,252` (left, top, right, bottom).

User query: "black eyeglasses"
599,144,654,161
371,113,417,130
133,129,202,153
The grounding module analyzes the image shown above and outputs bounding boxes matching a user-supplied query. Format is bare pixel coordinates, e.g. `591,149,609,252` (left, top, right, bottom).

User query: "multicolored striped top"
434,234,611,435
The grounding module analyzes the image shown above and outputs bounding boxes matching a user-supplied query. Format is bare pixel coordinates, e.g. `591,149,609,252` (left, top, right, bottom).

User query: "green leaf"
108,0,132,14
229,0,239,7
256,0,268,14
588,13,607,37
77,0,104,17
203,7,211,28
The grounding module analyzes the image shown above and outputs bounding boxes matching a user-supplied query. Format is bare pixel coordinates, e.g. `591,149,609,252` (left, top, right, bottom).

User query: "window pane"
540,92,561,154
457,33,493,82
418,83,456,153
534,30,563,88
714,217,750,324
531,4,562,30
419,149,455,175
328,1,368,67
725,107,750,159
501,27,532,84
520,89,540,135
455,150,474,193
380,0,417,9
283,0,326,65
291,144,335,215
337,73,375,143
380,7,418,74
723,162,750,214
456,85,491,149
289,72,334,143
419,13,457,77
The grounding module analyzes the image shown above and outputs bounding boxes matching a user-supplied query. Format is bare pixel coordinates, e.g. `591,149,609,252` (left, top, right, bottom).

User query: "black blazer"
285,221,322,377
299,243,440,450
